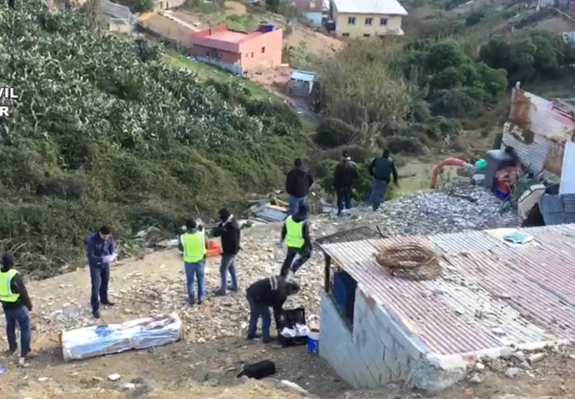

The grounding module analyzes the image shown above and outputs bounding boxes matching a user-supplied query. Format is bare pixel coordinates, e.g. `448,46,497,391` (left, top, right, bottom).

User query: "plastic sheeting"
61,313,183,362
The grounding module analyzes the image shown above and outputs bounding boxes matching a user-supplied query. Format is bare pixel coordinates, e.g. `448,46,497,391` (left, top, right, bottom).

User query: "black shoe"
262,336,275,344
198,299,203,305
214,289,226,296
4,348,16,356
246,333,261,340
101,301,115,306
92,310,101,319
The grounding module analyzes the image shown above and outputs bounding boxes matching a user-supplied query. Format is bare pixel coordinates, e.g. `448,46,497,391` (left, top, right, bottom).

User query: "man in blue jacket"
86,226,115,319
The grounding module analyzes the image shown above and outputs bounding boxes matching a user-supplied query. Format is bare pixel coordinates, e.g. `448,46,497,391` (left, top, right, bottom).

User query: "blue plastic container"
495,188,510,201
264,24,274,32
307,331,319,354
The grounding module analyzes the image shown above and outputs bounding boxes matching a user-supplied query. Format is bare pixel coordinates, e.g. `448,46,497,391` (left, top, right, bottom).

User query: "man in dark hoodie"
86,226,116,319
333,150,359,216
213,208,241,296
285,158,314,216
245,275,300,343
279,204,312,278
0,253,33,358
365,149,399,212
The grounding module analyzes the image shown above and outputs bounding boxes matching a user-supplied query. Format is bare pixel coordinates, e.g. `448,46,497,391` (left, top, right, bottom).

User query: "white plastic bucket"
307,331,319,354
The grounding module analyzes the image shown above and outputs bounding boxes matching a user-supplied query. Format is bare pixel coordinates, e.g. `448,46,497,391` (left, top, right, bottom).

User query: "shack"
287,70,317,97
318,224,575,391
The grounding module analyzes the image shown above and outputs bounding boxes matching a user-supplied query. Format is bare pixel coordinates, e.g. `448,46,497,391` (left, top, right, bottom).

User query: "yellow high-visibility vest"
181,232,206,263
285,216,305,248
0,269,20,303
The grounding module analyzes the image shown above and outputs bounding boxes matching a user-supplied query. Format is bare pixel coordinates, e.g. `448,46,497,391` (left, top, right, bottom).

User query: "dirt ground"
0,222,575,399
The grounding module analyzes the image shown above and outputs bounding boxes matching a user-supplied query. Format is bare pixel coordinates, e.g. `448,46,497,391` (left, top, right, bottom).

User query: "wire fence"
100,0,137,26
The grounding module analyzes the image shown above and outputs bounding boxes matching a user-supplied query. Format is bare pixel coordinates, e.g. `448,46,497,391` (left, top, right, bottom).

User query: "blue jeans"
288,196,307,216
4,307,31,357
219,254,238,292
246,293,271,339
184,261,205,304
336,189,352,215
89,263,110,312
365,179,388,211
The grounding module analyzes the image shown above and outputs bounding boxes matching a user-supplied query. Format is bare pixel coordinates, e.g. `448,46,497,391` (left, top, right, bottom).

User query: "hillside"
0,0,308,277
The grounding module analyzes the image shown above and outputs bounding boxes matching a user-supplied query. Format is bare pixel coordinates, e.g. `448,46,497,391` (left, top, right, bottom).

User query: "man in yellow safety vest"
178,219,209,305
0,253,33,359
279,204,312,277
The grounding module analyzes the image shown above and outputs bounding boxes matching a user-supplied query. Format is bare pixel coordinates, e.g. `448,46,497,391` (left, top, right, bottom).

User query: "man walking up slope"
0,253,33,359
365,149,399,212
285,158,314,216
333,150,359,216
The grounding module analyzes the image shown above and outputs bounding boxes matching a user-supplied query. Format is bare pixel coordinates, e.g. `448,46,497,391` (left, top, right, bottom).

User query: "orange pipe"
430,158,467,189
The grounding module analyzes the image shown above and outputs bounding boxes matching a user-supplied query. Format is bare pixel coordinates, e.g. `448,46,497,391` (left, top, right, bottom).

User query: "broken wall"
503,88,575,177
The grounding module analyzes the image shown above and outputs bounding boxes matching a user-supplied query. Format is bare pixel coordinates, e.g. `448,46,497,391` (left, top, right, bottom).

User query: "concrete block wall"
319,286,429,389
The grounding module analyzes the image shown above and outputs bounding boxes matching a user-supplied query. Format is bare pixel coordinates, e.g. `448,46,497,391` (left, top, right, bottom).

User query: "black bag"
240,360,276,379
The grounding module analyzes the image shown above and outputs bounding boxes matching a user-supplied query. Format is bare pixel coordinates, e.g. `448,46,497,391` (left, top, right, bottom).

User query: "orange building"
190,24,283,73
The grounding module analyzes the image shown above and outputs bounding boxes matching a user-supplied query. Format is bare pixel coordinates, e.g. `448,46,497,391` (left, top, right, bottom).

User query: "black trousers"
280,247,311,277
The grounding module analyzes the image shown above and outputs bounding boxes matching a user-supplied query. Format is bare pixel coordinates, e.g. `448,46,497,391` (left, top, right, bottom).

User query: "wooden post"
324,254,331,292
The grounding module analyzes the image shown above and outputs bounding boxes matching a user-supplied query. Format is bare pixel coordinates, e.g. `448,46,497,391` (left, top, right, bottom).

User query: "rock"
569,354,575,360
500,347,514,359
474,362,485,371
528,353,545,364
38,377,50,382
92,376,104,382
469,374,482,383
107,373,121,381
122,383,136,390
505,367,521,378
512,351,526,362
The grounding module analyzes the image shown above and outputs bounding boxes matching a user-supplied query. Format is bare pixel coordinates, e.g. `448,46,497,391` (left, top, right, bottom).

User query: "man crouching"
245,276,300,343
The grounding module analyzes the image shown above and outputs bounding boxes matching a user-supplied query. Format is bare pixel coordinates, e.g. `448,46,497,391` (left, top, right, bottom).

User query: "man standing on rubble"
179,219,209,305
279,204,312,278
87,226,116,319
246,275,300,343
333,150,359,217
0,253,33,359
213,208,241,296
285,158,314,216
364,149,398,212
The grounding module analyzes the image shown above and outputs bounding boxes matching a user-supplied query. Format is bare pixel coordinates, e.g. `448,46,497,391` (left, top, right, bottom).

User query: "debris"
38,377,50,382
468,374,482,383
61,313,183,361
122,383,136,390
500,346,514,359
528,353,545,364
493,328,507,336
0,365,6,376
505,367,521,378
280,379,309,395
108,373,121,381
250,202,288,223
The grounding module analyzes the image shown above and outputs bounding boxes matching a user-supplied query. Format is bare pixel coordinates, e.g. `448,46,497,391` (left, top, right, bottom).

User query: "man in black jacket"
333,150,359,216
285,158,314,216
246,275,300,343
279,204,312,278
213,208,241,296
0,253,33,359
365,149,399,211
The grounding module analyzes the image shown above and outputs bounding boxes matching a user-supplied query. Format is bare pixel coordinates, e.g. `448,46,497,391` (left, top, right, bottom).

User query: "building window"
251,52,254,58
342,33,350,37
364,33,370,37
261,46,265,53
365,17,372,26
310,0,316,8
380,17,388,26
348,16,355,25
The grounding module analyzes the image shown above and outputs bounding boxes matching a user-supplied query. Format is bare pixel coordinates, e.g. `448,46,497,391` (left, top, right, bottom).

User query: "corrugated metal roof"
320,224,575,355
290,70,317,82
539,194,575,225
331,0,408,15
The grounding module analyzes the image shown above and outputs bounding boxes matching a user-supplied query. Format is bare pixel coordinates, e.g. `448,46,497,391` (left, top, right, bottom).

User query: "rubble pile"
467,343,573,384
31,188,520,344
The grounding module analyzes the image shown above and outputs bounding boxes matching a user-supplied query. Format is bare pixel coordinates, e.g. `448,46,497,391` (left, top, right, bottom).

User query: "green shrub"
387,136,428,155
314,118,361,148
0,0,308,276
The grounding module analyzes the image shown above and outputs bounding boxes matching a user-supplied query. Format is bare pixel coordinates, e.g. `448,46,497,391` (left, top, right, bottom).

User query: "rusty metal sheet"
509,89,532,131
320,224,575,355
544,139,567,176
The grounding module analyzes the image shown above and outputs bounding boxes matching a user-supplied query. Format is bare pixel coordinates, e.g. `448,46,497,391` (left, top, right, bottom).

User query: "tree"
132,0,154,12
